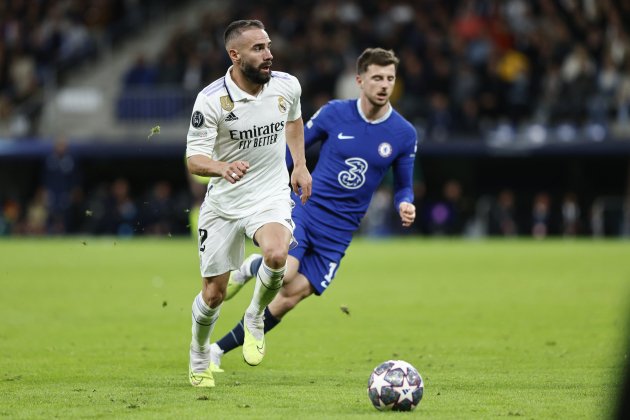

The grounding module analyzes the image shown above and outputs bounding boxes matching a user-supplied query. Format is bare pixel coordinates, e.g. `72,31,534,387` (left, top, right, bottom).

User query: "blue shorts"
289,208,353,295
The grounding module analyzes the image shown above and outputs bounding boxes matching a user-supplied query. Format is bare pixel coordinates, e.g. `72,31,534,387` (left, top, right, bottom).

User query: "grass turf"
0,237,628,418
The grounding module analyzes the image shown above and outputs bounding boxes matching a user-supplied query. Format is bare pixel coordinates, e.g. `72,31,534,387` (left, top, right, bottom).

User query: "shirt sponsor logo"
338,157,368,189
230,121,286,150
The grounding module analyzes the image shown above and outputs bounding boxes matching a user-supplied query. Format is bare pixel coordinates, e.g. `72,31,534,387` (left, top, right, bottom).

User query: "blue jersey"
297,99,417,232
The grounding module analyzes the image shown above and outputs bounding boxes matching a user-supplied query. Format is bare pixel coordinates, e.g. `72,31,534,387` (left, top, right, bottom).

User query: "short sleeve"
287,76,302,122
186,93,219,158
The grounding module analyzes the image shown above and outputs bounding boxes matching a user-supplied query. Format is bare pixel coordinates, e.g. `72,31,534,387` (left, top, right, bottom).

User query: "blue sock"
216,306,281,353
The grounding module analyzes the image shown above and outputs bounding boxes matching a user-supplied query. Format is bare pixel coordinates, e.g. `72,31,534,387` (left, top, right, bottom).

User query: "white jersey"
186,67,302,219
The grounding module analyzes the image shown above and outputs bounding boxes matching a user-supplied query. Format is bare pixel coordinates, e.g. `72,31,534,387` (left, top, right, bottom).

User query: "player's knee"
262,248,288,269
202,289,224,308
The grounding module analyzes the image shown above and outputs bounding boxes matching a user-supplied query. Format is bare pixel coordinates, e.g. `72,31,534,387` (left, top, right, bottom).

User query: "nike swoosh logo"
338,133,354,140
256,343,265,354
189,372,202,385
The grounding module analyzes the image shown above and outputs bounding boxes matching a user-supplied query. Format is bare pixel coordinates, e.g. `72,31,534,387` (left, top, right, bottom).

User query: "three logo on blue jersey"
338,158,368,189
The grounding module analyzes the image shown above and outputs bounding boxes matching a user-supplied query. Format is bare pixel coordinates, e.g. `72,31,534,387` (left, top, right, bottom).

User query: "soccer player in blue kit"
209,48,417,370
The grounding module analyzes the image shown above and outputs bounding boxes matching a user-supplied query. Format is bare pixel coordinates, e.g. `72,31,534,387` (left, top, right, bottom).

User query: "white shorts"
196,199,294,277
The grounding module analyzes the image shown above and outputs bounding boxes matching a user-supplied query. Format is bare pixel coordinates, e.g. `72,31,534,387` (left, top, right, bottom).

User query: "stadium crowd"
0,0,185,137
2,0,629,237
119,0,630,140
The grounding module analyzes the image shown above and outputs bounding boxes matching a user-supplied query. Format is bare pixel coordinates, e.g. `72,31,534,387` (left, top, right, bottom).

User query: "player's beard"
241,61,271,85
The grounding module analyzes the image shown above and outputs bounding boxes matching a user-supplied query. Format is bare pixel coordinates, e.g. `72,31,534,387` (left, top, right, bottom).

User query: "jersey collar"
224,66,267,102
356,99,392,124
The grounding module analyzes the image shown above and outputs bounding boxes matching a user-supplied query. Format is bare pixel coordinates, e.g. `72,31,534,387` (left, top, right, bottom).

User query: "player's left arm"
286,117,312,204
393,133,418,228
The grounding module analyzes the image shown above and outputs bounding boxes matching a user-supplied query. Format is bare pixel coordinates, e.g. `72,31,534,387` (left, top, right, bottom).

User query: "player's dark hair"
224,20,265,47
356,48,400,74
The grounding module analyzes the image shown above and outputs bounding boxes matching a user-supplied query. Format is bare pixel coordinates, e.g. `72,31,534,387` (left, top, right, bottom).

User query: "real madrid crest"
278,96,287,113
220,95,234,112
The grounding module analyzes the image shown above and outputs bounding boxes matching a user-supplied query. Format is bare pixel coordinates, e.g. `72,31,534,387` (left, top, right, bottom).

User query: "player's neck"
230,67,264,96
359,96,390,122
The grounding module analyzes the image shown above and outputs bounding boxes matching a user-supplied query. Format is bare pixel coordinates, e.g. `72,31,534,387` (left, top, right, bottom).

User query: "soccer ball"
367,360,423,411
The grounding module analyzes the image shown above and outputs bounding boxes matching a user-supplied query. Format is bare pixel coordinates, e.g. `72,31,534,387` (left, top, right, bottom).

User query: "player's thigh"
299,246,346,295
245,200,294,256
197,205,246,277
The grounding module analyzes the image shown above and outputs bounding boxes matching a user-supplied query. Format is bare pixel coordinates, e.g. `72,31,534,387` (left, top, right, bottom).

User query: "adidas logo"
225,112,238,121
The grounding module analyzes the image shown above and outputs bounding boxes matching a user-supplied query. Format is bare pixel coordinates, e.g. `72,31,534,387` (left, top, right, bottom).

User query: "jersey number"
320,262,338,289
199,229,208,252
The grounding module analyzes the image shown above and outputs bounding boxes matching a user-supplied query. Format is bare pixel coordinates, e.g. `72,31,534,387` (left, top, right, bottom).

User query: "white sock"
210,342,224,367
190,292,220,371
245,261,285,338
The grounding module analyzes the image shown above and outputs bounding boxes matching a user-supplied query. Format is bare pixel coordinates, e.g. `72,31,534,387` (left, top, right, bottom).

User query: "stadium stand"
1,0,630,237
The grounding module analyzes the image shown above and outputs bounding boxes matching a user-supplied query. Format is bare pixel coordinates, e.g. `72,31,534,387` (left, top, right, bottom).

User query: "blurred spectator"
123,54,157,87
422,179,468,235
103,178,138,236
43,137,80,234
141,180,176,235
532,192,551,238
561,192,581,236
489,188,518,236
0,198,22,235
24,186,48,235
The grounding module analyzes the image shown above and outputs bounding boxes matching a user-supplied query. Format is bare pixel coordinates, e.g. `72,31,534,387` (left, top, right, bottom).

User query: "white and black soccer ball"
367,360,424,411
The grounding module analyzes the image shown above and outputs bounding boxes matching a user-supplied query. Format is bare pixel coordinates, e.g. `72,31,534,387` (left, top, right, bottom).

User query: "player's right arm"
186,92,249,184
187,155,249,184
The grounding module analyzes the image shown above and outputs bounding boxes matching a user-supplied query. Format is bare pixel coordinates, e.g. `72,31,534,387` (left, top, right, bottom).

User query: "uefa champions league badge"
191,111,204,128
378,142,392,158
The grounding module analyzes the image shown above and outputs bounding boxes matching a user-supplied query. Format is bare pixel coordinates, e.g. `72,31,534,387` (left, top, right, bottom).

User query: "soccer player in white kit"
185,19,312,387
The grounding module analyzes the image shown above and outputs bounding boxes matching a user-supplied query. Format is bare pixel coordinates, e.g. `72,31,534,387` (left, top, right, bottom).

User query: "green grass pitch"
1,237,629,418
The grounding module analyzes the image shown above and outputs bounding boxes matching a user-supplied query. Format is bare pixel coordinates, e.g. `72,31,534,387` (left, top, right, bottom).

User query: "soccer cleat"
242,317,265,366
189,364,215,387
225,253,262,301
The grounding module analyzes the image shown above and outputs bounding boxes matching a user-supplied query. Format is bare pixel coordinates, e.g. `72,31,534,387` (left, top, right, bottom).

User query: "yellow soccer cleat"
209,362,224,373
225,254,261,301
189,364,215,388
242,321,265,366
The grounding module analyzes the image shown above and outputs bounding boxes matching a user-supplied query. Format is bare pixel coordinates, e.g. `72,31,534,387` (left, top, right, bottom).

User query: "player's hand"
291,164,312,204
223,160,249,184
399,202,416,227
